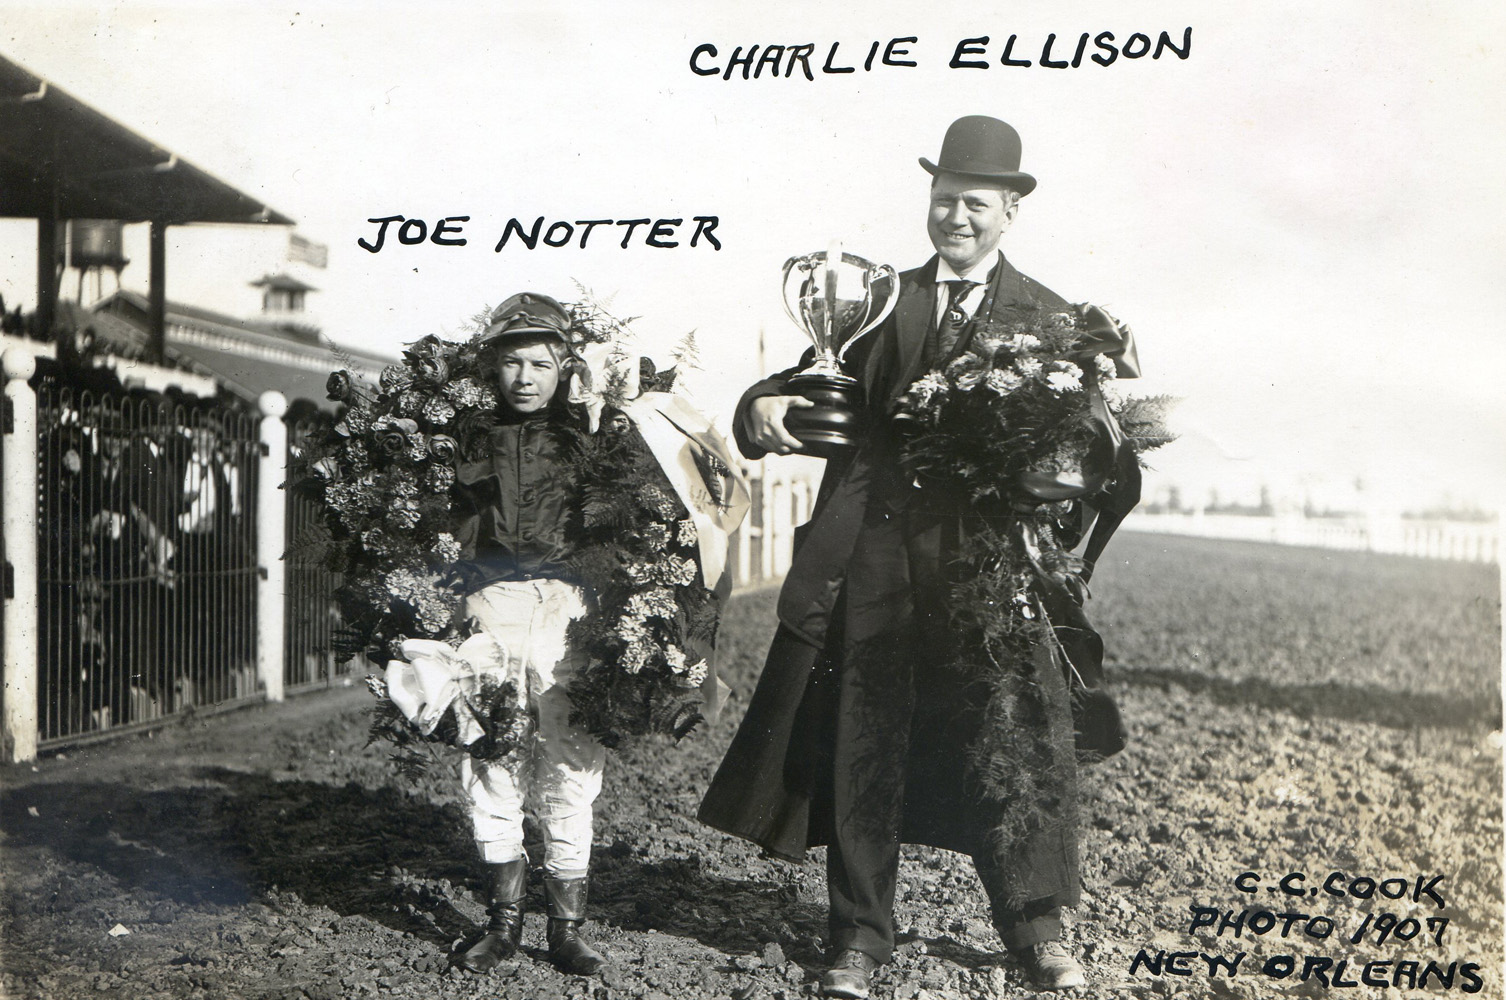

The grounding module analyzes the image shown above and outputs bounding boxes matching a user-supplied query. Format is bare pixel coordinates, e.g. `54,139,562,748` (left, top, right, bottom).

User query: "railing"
1122,511,1499,564
283,410,355,693
28,377,262,745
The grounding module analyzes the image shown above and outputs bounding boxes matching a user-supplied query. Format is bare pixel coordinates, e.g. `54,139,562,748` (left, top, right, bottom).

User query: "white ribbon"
619,392,750,598
384,632,514,745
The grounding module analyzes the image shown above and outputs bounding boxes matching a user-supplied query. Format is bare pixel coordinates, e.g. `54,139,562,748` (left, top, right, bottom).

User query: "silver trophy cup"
779,245,899,456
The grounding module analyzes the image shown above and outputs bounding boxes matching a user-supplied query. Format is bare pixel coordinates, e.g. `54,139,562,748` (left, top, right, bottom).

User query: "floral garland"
563,394,722,749
893,303,1173,901
296,301,722,774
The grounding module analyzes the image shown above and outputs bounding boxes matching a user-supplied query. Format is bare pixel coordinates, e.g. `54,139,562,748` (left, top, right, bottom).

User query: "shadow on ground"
0,766,847,966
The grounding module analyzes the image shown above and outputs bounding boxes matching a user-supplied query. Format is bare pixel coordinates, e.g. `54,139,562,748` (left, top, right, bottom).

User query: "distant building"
90,288,390,408
250,272,319,334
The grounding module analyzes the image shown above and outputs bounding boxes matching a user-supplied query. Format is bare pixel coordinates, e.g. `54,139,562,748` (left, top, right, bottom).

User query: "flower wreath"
296,298,746,776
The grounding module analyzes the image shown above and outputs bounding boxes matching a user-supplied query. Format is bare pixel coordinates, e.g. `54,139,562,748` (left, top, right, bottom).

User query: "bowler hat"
480,292,572,346
919,115,1037,196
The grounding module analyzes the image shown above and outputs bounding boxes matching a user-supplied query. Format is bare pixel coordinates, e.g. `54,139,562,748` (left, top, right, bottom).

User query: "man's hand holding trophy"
744,242,899,457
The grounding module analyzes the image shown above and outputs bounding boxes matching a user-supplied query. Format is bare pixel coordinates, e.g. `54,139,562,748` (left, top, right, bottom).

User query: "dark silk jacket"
451,412,586,592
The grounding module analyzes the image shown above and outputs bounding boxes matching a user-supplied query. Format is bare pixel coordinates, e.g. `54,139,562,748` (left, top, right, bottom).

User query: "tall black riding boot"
458,860,527,973
543,876,606,976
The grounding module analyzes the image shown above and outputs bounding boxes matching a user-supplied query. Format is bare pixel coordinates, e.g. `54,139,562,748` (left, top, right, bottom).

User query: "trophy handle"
779,255,808,335
835,262,900,363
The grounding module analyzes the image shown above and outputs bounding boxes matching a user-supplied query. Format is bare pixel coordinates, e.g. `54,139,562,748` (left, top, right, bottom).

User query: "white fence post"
256,390,287,703
2,349,39,763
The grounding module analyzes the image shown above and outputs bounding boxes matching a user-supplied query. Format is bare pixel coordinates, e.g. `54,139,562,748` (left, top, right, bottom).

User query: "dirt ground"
2,533,1501,1000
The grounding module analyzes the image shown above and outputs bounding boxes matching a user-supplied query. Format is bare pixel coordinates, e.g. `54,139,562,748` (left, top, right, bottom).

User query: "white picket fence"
728,457,821,589
1121,511,1499,564
731,487,1501,584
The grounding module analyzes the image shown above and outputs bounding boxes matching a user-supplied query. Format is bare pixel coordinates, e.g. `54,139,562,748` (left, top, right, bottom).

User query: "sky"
3,1,1504,514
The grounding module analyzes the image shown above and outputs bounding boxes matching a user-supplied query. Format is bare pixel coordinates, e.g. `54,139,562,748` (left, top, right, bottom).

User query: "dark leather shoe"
1013,940,1086,990
543,876,606,976
458,860,527,973
821,948,880,999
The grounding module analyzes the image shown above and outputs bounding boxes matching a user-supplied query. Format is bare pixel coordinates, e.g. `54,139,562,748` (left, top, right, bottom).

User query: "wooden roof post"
148,219,166,364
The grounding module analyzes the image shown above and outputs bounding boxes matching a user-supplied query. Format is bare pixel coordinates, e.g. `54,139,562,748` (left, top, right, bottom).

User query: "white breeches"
459,579,605,878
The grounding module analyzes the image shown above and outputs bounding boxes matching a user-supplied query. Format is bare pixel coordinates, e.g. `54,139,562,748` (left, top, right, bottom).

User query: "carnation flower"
387,501,421,530
1016,357,1044,378
665,645,688,674
341,406,372,435
1006,333,1042,353
443,378,496,410
984,369,1023,395
424,464,455,493
624,586,679,621
677,518,699,546
955,370,985,392
422,396,458,426
1046,369,1083,393
684,659,709,687
380,364,414,393
344,439,370,471
620,640,651,674
385,567,455,633
905,372,949,409
616,616,652,645
398,390,426,418
641,523,670,551
637,485,682,520
362,527,393,554
654,555,698,587
1095,353,1117,379
433,532,462,565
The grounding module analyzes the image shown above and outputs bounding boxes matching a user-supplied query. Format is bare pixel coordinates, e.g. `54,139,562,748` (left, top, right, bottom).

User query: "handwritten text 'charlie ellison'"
689,29,1191,80
357,216,722,255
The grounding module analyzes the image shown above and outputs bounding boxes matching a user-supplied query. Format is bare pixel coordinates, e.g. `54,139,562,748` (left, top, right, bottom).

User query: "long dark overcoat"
699,255,1119,906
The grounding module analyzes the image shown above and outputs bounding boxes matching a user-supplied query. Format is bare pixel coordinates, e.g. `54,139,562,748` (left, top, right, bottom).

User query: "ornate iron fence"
283,409,355,692
34,375,260,745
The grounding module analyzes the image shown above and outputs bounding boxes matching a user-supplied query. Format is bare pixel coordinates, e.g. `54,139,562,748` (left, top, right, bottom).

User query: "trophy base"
784,372,864,457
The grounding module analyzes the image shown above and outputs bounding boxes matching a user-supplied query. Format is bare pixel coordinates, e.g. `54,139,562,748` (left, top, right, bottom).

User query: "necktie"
935,279,979,361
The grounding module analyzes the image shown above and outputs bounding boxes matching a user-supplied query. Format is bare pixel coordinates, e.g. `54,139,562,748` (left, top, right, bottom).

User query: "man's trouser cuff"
995,906,1063,951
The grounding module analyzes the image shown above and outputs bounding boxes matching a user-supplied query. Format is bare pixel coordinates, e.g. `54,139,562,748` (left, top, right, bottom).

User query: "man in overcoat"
699,116,1132,995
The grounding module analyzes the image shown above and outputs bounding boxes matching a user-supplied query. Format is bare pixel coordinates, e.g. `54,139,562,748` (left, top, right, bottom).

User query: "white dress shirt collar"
933,252,1001,323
